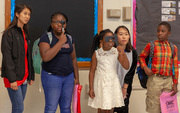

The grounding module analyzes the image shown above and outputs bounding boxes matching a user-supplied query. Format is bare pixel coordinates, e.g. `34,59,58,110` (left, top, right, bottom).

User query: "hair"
114,25,132,52
158,21,171,32
47,12,68,33
90,29,113,57
3,4,32,36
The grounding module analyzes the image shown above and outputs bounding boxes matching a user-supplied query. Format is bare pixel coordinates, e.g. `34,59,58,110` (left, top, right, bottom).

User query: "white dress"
88,47,124,110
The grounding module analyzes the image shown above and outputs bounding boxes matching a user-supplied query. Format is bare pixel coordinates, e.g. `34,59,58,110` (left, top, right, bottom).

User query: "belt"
154,74,170,79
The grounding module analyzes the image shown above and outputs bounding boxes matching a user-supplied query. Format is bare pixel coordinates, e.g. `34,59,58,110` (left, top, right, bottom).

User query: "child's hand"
10,82,18,90
122,87,128,99
117,45,125,53
144,66,154,76
89,89,95,99
171,84,178,96
58,30,67,45
74,79,80,85
28,80,34,85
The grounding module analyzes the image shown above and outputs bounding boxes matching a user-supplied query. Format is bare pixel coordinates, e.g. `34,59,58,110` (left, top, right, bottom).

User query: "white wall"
0,0,180,113
103,0,133,45
103,0,131,34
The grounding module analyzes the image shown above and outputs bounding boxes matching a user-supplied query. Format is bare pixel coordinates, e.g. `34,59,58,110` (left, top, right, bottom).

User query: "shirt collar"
156,40,169,44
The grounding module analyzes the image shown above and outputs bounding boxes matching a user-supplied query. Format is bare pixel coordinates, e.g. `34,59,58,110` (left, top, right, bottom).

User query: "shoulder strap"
148,41,155,69
47,32,53,44
149,41,154,58
169,41,175,75
169,41,175,59
66,34,72,44
47,32,72,44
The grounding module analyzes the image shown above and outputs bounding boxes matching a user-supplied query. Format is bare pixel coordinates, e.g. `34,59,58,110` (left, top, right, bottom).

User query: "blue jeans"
7,84,27,113
41,70,74,113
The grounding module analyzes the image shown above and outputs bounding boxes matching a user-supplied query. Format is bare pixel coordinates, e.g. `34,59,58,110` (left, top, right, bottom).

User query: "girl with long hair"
1,4,34,113
114,26,138,113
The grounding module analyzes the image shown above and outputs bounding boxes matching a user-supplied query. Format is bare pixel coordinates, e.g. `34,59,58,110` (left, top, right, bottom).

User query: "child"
113,26,138,113
139,22,178,113
1,4,34,113
88,29,129,113
39,12,79,113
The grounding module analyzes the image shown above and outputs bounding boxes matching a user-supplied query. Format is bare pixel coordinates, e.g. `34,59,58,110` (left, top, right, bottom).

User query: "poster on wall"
161,1,176,21
162,1,176,7
135,0,180,60
161,8,176,15
161,15,176,21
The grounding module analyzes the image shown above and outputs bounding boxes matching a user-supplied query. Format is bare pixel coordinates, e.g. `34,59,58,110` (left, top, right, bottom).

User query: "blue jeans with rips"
41,70,74,113
7,84,27,113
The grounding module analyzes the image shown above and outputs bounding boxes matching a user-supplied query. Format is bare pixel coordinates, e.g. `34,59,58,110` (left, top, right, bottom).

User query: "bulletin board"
133,0,180,61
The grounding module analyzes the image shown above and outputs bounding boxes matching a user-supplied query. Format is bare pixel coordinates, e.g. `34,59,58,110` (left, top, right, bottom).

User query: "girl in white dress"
88,29,129,113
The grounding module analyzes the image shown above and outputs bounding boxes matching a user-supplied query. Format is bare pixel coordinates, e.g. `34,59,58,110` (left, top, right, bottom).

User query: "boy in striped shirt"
139,22,178,113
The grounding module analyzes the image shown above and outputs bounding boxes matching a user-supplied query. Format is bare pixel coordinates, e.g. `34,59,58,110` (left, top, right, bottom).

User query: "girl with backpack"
39,12,79,113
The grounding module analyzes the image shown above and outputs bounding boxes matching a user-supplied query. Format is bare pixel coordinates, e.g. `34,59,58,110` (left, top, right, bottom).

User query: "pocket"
146,76,156,97
146,94,154,109
146,76,154,88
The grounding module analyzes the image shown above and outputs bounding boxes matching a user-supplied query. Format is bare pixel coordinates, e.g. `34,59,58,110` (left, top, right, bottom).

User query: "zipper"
27,40,31,80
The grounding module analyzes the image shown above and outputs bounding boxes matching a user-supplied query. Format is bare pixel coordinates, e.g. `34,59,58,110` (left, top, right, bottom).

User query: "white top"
117,50,132,87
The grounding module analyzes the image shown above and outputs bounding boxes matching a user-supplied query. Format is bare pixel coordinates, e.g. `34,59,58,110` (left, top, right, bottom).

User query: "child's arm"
39,30,66,62
70,44,79,85
122,48,138,98
143,66,154,76
117,45,129,70
171,45,178,96
139,43,154,76
89,52,97,99
139,43,150,68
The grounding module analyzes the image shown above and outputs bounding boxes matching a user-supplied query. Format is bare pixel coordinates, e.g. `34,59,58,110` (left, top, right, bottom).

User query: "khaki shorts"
146,75,173,113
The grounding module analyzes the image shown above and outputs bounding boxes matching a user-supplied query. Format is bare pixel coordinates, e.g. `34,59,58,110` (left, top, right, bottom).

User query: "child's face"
51,15,67,34
16,8,31,25
101,32,114,50
117,28,130,46
157,25,171,41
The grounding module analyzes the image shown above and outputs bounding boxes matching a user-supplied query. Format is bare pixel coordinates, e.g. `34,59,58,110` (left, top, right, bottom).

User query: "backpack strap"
148,41,155,69
169,41,175,75
169,41,175,59
47,32,53,44
149,41,154,58
47,32,72,44
67,34,72,44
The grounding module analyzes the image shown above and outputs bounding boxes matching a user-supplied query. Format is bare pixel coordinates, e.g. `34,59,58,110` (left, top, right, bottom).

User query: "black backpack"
137,41,175,89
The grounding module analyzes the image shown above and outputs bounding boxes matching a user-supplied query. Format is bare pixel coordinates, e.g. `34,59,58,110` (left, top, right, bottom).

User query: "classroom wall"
0,0,180,113
103,0,133,44
103,0,131,32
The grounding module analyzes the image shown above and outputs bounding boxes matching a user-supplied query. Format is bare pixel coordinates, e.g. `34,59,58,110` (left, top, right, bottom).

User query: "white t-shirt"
117,51,133,87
